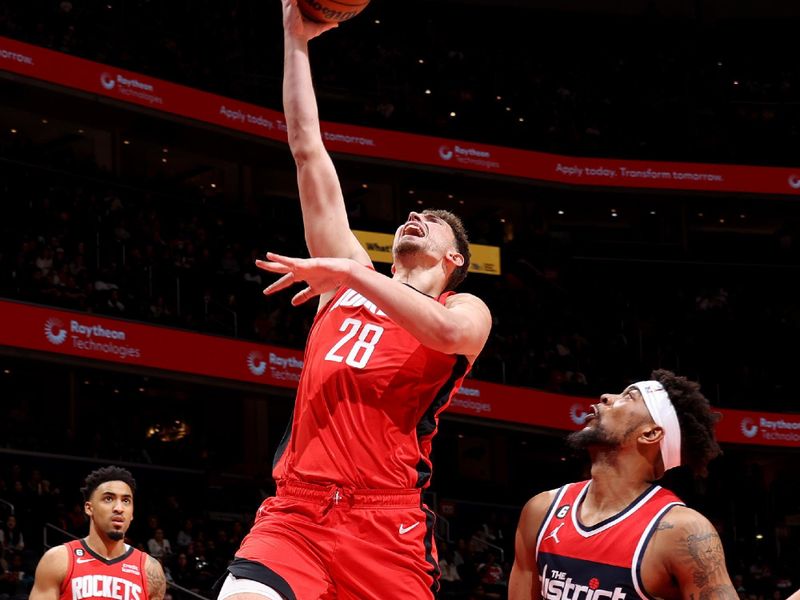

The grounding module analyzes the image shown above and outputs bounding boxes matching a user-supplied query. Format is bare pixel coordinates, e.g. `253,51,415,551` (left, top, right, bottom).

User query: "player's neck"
584,459,656,519
392,264,446,297
85,529,128,560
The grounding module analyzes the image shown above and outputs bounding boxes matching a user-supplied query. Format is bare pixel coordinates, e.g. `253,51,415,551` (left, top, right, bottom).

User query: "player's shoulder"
648,504,719,553
42,543,71,564
36,544,70,577
444,291,490,315
520,488,560,524
444,290,485,305
657,504,715,533
142,552,166,578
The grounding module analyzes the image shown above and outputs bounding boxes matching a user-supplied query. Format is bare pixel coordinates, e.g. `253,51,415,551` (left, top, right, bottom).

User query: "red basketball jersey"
535,481,684,600
272,285,471,490
60,539,149,600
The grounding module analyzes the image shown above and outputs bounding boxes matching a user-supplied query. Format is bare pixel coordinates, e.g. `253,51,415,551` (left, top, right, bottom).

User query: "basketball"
297,0,371,23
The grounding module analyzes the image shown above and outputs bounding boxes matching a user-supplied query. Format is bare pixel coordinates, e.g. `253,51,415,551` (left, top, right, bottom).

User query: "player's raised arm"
28,546,68,600
281,0,371,266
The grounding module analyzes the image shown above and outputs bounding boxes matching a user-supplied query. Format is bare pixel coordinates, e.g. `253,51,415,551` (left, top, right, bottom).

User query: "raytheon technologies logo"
438,145,454,160
246,351,267,376
569,403,591,426
100,72,116,90
740,418,759,438
44,318,68,345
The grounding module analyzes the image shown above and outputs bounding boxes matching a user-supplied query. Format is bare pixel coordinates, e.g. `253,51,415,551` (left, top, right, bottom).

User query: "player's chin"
395,238,424,254
107,529,126,541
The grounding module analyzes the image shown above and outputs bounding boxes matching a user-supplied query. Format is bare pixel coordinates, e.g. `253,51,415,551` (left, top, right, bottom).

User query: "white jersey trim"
631,501,684,600
571,483,663,538
534,485,570,563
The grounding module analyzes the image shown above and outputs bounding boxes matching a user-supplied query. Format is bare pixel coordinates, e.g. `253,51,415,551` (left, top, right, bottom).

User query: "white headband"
631,380,682,472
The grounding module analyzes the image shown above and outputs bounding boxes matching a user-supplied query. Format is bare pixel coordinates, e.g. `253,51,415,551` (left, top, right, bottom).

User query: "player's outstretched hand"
282,0,338,42
256,252,353,306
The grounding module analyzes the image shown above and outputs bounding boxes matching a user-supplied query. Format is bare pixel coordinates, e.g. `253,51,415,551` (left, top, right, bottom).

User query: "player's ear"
639,424,664,446
447,250,464,268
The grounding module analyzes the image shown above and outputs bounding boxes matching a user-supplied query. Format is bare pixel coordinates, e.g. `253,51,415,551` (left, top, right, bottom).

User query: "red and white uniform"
273,285,470,490
233,285,471,599
60,539,149,600
536,481,684,600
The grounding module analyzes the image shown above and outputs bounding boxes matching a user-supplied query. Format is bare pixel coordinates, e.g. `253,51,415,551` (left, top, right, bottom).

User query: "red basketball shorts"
227,480,440,600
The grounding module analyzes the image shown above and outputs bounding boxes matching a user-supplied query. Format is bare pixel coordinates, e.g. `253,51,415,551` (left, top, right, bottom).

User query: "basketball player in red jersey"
29,466,165,600
509,370,736,600
217,1,491,599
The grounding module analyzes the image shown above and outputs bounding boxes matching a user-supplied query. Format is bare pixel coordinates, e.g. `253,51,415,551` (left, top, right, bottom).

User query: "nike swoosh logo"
76,558,96,564
399,522,420,535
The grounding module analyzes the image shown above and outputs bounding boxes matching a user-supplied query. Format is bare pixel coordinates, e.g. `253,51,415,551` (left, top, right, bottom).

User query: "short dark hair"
651,369,722,477
423,209,471,291
80,466,137,501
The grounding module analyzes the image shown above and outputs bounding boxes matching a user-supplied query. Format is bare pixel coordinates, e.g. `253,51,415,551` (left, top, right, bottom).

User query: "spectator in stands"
147,528,172,560
0,553,33,600
0,516,24,559
439,547,463,597
169,552,198,591
175,518,193,551
477,551,505,591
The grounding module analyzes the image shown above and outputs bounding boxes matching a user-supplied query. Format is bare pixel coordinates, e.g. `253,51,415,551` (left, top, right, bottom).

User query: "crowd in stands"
2,1,800,165
2,145,800,411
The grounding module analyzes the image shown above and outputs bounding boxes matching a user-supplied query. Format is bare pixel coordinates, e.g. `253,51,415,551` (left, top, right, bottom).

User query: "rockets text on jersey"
60,540,149,600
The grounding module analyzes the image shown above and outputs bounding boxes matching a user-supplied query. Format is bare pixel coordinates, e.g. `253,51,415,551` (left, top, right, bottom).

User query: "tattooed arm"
145,555,167,600
660,506,737,600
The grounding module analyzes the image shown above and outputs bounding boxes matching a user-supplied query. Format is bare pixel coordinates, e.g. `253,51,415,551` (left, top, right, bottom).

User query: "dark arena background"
1,0,799,598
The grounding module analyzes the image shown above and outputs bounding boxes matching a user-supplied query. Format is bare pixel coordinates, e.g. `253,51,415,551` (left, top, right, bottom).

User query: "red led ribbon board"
0,300,304,389
3,36,800,195
1,300,797,447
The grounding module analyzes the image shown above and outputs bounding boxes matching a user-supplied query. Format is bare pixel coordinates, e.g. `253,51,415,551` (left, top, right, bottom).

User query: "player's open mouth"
402,222,426,237
585,404,599,422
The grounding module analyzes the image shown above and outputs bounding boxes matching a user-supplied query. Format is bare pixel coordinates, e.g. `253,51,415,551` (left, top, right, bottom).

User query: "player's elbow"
287,124,324,162
432,321,468,355
290,143,326,168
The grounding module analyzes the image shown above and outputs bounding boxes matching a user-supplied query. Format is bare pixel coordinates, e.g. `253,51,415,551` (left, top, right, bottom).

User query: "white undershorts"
217,573,284,600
